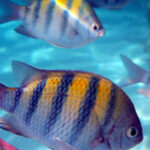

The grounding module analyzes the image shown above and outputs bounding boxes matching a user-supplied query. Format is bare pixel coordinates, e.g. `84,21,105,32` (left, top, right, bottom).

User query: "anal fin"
15,25,37,39
0,114,28,138
53,137,76,150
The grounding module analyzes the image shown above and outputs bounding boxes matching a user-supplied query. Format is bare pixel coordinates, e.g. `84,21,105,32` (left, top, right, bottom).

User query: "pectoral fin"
15,25,37,39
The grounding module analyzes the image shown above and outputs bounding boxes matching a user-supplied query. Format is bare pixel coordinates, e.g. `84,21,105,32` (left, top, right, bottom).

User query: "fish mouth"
99,29,105,37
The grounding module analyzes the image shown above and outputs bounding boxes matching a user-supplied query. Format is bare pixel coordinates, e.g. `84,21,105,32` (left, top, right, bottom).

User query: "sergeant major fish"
0,61,143,150
0,0,105,48
86,0,132,9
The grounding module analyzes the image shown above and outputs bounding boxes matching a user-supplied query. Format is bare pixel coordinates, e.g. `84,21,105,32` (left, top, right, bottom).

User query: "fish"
86,0,132,9
0,138,18,150
119,54,150,98
119,54,150,87
0,0,105,48
0,60,143,150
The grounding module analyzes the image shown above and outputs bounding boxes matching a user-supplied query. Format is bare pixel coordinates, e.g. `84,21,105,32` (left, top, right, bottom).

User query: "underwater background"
0,0,149,149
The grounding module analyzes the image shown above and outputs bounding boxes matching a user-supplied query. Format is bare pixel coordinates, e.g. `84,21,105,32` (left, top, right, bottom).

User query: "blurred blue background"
0,0,150,149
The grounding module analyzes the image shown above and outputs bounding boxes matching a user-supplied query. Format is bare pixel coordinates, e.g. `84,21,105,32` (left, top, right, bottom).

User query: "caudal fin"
119,55,147,88
0,0,20,24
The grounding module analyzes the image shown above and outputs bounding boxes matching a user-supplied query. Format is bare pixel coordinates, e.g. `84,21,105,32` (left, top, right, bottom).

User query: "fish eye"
127,127,139,138
92,24,100,31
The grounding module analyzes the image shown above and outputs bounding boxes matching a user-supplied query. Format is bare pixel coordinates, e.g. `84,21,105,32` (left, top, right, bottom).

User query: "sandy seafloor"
0,0,150,150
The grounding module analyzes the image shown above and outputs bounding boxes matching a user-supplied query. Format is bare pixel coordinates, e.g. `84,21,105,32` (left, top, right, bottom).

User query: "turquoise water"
0,0,150,149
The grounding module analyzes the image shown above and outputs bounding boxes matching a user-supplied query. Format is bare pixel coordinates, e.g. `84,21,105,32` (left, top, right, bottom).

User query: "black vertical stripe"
32,0,42,26
9,88,23,113
102,85,117,127
43,73,74,135
67,0,73,9
79,1,84,19
44,1,55,33
67,0,83,39
68,76,100,145
25,80,46,124
23,7,30,21
60,10,69,37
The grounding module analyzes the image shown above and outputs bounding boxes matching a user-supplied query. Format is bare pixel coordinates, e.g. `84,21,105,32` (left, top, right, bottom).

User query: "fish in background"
86,0,132,8
0,138,18,150
0,0,105,48
0,60,143,150
119,54,150,98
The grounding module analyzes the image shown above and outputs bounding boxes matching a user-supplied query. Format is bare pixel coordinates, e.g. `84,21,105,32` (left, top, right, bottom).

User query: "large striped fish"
0,61,143,150
86,0,132,8
0,0,105,48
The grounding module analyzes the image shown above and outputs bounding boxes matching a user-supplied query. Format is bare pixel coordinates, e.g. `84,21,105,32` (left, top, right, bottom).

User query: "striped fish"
0,61,143,150
0,0,105,48
86,0,132,8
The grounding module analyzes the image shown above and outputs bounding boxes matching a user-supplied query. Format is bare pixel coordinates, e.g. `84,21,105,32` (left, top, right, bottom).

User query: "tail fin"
0,0,20,24
119,55,147,88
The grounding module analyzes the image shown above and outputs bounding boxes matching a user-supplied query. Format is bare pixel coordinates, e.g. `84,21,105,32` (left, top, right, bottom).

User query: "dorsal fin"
12,60,48,86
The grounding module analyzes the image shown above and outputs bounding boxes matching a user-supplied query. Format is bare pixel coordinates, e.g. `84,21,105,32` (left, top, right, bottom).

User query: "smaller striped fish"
0,0,105,48
0,138,18,150
86,0,132,8
0,61,143,150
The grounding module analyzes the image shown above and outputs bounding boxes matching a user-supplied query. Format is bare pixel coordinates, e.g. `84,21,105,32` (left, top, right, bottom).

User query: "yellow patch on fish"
62,76,90,120
56,0,68,9
37,76,62,115
40,0,50,12
71,0,83,15
21,80,41,108
94,79,112,122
